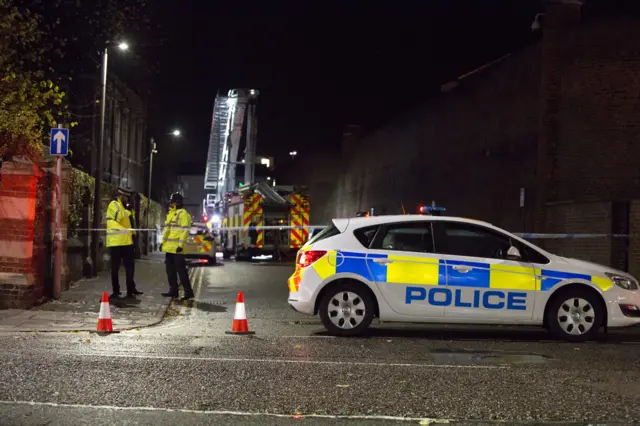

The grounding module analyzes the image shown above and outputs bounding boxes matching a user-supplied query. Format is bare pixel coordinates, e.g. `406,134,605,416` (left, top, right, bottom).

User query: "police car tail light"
297,250,327,268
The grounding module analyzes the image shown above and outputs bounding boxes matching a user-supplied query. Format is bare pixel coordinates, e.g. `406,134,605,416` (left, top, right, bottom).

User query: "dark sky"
145,0,542,175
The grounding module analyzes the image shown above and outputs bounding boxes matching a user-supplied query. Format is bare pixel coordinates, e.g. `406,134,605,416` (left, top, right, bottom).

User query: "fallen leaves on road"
336,384,350,388
163,306,181,318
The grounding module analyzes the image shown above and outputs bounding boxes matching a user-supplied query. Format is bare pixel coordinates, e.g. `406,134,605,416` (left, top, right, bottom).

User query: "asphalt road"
2,261,640,425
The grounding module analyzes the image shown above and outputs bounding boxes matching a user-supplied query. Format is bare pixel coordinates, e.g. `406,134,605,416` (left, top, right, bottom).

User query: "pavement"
2,260,640,425
0,252,171,332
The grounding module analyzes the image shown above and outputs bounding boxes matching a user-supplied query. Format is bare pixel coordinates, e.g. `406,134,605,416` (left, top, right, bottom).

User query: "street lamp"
172,129,181,137
91,40,129,275
289,150,297,160
531,13,544,31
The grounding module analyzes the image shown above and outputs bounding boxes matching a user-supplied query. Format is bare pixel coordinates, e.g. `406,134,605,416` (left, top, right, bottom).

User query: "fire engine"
202,89,311,259
220,181,310,259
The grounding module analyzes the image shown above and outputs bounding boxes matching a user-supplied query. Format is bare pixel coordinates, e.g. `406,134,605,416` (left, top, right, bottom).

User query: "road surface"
2,261,640,425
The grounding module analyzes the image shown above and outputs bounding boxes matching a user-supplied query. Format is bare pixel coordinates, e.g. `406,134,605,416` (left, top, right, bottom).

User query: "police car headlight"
605,272,639,291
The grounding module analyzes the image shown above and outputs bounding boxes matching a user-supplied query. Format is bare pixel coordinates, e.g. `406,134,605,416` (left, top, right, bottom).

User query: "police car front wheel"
319,282,374,336
546,288,604,342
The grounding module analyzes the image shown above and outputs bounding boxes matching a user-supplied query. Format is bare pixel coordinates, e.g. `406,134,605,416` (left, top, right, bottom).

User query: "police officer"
106,187,143,299
161,193,194,300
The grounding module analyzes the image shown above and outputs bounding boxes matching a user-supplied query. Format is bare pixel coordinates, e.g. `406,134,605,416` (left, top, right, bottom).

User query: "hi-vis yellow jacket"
162,207,191,254
106,199,133,247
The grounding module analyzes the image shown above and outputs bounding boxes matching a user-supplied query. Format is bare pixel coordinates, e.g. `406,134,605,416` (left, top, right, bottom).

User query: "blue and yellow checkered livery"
306,251,612,292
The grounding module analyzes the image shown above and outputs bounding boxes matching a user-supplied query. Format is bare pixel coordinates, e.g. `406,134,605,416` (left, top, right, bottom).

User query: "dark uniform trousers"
110,244,136,295
165,253,194,296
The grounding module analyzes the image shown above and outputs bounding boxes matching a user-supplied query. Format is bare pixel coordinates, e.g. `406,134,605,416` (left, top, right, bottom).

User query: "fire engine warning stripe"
290,194,302,206
291,229,302,241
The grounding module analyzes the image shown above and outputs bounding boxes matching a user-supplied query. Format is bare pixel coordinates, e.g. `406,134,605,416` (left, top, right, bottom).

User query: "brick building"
72,74,148,194
280,1,640,272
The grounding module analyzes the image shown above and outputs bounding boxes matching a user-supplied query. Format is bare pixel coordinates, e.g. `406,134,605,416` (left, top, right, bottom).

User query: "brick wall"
330,45,542,232
628,201,640,278
0,157,72,309
541,201,612,266
533,4,640,270
540,12,640,204
0,161,41,308
281,3,640,273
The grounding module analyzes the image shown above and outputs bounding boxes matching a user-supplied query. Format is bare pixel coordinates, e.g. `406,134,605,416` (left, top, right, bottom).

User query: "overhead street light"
172,129,181,137
91,40,130,276
289,150,297,160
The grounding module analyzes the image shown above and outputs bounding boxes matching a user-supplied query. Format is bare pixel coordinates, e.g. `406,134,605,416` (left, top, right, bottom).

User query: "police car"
184,222,218,264
287,215,640,341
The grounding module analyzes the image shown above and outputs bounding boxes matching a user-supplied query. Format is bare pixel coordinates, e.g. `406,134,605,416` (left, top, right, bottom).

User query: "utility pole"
90,47,108,276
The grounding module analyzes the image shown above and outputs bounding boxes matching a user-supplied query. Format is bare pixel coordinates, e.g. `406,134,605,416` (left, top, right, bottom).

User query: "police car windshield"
190,225,208,235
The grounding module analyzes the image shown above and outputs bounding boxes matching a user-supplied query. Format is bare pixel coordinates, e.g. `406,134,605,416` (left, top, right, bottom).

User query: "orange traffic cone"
225,292,255,335
97,292,113,332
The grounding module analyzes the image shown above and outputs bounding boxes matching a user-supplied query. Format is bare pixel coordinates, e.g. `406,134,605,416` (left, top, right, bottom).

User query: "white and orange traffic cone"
97,292,113,333
225,292,255,335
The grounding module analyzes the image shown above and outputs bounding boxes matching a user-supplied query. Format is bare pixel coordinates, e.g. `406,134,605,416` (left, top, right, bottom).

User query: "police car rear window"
353,225,379,248
307,224,340,245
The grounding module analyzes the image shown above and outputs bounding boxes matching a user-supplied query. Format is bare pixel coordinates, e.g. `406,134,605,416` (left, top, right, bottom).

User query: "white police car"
287,215,640,341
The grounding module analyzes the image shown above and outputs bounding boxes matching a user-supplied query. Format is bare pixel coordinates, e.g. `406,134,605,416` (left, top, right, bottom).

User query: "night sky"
144,0,542,175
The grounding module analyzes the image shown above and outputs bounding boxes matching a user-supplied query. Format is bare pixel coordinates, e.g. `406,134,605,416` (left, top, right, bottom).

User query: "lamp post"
90,41,129,275
144,137,158,253
144,130,181,253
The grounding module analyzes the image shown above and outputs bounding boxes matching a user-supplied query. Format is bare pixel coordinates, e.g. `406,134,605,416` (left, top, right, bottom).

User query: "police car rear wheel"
547,288,604,342
319,282,374,336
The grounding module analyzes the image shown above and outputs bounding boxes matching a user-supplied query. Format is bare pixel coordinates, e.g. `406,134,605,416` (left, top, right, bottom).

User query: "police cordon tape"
64,226,632,239
516,233,630,239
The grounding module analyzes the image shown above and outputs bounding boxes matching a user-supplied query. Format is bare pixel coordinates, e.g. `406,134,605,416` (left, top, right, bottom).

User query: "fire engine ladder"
255,181,287,205
203,89,249,201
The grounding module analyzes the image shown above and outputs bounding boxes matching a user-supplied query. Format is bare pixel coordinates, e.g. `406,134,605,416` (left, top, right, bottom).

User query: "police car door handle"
373,258,393,265
452,265,472,273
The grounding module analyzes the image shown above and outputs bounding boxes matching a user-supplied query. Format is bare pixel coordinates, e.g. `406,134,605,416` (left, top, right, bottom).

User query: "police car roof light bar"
419,204,446,216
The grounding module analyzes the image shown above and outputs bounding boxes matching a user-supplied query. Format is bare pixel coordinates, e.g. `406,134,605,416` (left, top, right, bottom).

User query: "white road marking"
0,400,450,423
49,351,508,369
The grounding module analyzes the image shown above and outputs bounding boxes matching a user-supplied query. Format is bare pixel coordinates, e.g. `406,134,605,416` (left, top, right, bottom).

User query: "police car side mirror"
506,246,522,261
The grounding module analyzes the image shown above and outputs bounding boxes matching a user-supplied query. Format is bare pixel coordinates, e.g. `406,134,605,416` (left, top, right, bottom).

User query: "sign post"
50,126,69,298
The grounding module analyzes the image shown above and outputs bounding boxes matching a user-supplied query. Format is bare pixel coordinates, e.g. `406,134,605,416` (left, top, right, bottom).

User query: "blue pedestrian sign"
50,128,69,156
